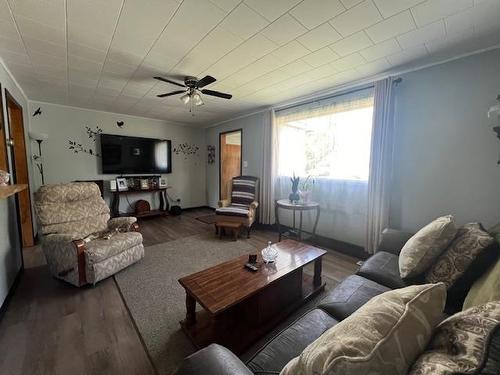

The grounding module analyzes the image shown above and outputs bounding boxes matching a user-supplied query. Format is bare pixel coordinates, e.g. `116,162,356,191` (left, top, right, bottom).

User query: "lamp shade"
29,131,49,141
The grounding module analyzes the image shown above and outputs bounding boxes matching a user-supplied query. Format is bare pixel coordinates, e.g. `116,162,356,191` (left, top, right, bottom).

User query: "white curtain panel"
366,77,396,253
259,110,277,224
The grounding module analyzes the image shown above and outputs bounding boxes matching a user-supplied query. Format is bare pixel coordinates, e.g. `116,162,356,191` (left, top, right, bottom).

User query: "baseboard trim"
0,266,23,322
256,223,369,260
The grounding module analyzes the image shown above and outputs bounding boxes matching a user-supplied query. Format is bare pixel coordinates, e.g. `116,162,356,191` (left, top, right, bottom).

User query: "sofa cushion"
85,232,143,263
281,283,446,375
464,257,500,310
357,251,407,289
408,301,500,375
318,275,390,320
399,215,457,279
246,309,338,374
425,223,494,288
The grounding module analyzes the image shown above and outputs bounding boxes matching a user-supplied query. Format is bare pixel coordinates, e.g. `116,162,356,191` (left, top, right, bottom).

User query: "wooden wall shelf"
0,184,27,199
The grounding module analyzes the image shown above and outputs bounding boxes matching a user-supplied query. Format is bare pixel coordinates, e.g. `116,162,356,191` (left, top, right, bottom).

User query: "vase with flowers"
299,175,315,203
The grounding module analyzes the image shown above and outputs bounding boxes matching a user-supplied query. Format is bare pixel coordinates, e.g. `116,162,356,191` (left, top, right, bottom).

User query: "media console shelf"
111,187,170,218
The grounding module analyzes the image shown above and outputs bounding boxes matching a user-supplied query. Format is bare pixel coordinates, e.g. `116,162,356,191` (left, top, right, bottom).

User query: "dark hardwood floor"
0,208,359,375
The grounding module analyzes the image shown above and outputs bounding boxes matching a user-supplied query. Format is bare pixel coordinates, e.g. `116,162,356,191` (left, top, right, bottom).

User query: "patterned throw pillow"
408,301,500,375
280,283,446,375
399,215,457,279
425,223,494,288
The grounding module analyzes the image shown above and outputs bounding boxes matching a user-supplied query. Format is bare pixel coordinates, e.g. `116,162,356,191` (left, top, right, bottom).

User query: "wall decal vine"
68,125,102,157
173,143,200,160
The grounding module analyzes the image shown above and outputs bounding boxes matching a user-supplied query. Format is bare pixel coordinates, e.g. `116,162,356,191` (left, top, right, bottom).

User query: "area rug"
114,233,335,374
195,214,217,224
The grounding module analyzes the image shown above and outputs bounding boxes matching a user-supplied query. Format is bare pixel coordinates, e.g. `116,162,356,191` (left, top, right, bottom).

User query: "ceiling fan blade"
157,90,186,98
197,75,216,88
154,76,185,88
201,89,232,99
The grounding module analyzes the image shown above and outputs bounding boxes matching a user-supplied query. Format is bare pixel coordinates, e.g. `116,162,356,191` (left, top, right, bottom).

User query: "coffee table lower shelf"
180,273,325,355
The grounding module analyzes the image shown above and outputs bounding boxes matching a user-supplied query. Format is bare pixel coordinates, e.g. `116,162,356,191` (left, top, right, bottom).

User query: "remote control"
244,263,258,272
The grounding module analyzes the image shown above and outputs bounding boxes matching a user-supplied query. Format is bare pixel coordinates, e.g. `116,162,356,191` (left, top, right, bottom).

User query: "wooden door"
219,130,242,201
6,90,34,247
0,85,8,171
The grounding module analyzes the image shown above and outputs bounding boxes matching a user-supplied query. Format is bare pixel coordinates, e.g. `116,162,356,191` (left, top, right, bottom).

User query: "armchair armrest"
218,199,230,208
108,217,139,232
377,228,414,255
174,344,253,375
250,201,259,210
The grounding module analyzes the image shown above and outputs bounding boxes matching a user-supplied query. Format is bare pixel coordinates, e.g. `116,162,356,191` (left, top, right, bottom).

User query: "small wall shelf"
0,184,27,199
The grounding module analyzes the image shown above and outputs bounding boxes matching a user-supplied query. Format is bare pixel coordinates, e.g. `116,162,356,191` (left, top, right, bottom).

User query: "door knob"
6,138,14,147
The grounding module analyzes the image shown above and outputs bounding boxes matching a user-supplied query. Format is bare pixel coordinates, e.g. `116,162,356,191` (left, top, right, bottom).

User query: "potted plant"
289,173,300,203
299,175,315,203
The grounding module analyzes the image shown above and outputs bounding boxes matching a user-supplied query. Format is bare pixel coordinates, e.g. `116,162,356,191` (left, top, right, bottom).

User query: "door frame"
5,89,34,248
218,128,242,201
0,84,8,171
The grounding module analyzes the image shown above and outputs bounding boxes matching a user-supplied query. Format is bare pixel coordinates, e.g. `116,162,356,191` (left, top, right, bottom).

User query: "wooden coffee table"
178,239,327,354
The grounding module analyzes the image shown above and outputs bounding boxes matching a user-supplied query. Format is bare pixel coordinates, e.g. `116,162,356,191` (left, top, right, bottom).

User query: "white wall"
205,112,266,208
0,60,32,307
29,102,206,212
205,48,500,247
390,48,500,232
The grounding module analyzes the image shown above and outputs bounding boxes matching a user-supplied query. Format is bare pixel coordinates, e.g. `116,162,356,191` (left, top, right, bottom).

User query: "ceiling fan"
153,75,232,108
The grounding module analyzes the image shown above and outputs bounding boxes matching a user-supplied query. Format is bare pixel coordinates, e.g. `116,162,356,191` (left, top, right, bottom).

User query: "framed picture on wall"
116,177,128,191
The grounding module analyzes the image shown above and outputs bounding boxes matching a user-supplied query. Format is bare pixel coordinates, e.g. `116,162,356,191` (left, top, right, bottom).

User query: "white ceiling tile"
24,37,66,59
0,13,19,39
67,0,122,37
173,26,242,75
386,44,428,66
297,22,342,51
330,0,382,37
411,0,473,27
339,0,364,8
329,31,373,56
0,35,25,54
15,16,66,46
30,51,66,68
68,54,102,74
372,0,425,18
444,8,474,35
329,52,366,71
209,0,241,12
365,10,416,43
145,0,227,65
68,41,107,63
271,40,310,63
290,0,346,29
302,47,340,67
0,49,31,66
8,0,65,29
222,54,284,88
360,38,401,61
471,0,500,31
261,14,307,46
356,57,391,75
220,3,269,40
0,0,12,21
397,20,445,49
424,27,474,54
244,0,303,22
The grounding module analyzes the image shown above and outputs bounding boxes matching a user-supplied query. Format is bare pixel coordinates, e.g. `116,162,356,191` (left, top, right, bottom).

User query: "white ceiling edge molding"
207,43,500,129
28,99,199,129
0,57,28,102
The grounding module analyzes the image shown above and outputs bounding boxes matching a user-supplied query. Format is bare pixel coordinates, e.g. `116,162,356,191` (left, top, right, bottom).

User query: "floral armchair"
215,176,259,238
34,182,144,286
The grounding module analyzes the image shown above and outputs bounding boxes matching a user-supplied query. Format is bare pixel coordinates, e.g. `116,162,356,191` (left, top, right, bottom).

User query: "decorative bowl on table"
261,241,278,263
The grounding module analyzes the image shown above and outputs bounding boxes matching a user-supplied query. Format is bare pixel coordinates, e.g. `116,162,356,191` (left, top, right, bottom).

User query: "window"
276,89,374,181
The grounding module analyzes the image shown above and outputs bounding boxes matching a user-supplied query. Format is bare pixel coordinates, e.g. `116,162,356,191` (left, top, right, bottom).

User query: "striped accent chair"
215,176,259,237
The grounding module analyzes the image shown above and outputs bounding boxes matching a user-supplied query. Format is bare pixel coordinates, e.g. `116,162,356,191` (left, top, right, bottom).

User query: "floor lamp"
29,131,48,185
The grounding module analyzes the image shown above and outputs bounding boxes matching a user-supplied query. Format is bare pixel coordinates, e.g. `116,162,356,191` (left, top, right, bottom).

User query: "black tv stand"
111,187,169,218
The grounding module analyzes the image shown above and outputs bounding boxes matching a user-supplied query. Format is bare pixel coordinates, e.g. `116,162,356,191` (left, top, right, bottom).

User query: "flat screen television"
100,134,172,174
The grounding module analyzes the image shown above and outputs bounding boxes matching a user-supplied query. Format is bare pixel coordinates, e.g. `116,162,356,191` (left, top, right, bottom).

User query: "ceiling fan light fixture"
192,92,204,106
180,93,190,104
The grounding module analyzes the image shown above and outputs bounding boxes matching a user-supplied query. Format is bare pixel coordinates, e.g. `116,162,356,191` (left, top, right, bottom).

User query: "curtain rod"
275,77,403,113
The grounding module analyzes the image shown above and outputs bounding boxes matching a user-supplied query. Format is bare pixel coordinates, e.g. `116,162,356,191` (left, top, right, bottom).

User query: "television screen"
100,134,172,174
